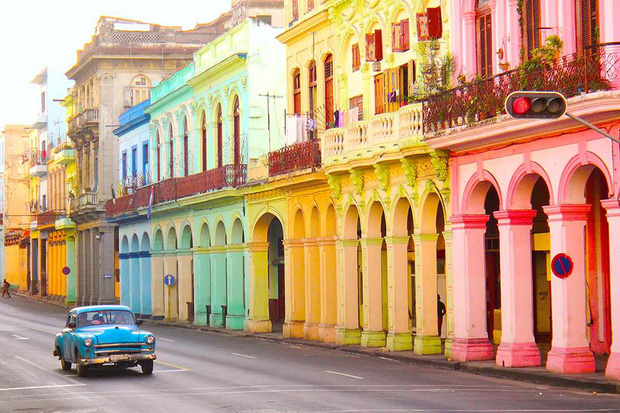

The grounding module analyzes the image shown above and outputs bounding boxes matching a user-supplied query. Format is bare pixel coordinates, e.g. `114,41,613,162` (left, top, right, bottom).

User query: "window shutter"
533,0,541,50
402,19,410,51
408,59,416,95
366,33,376,62
417,13,429,41
375,29,383,61
352,44,360,71
292,0,299,22
428,7,442,39
392,23,399,52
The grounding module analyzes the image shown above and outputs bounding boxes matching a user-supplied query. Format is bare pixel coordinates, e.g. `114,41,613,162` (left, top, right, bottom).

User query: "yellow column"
163,252,179,320
385,236,413,351
336,239,361,345
177,251,193,321
318,237,337,343
151,253,165,319
413,233,442,355
283,239,305,338
245,242,271,333
360,237,386,347
303,239,320,340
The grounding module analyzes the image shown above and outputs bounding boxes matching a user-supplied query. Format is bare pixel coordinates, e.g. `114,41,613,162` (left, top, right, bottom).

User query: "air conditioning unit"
372,61,382,72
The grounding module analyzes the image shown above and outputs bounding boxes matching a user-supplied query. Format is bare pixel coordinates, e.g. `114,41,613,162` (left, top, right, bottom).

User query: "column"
226,244,246,330
385,236,413,351
318,237,337,343
412,233,441,355
543,205,595,374
139,251,152,317
462,12,477,75
177,250,193,321
66,234,76,304
443,230,455,359
450,215,494,362
210,246,227,326
336,239,361,345
163,252,179,320
360,237,385,347
494,210,541,367
130,252,141,312
151,252,165,319
602,199,620,380
82,230,91,305
119,252,130,307
98,225,116,304
245,242,271,333
283,240,305,338
303,239,321,340
193,247,211,326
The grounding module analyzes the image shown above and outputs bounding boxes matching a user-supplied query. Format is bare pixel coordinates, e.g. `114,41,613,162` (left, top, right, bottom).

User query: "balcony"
23,150,49,177
53,143,76,166
323,103,424,166
423,42,620,135
70,191,99,215
105,165,247,218
268,140,321,177
37,210,58,227
68,108,99,136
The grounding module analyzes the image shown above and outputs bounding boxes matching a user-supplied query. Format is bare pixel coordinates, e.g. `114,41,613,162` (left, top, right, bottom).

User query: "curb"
12,292,72,309
143,318,620,394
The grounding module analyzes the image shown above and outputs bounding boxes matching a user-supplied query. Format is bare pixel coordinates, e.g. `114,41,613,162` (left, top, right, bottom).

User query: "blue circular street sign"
551,253,573,279
164,274,176,287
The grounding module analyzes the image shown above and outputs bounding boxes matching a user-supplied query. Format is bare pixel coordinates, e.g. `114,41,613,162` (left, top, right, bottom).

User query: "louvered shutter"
408,60,416,93
292,0,299,21
366,33,376,62
375,29,383,61
417,13,429,41
402,19,410,51
428,7,443,39
392,23,398,52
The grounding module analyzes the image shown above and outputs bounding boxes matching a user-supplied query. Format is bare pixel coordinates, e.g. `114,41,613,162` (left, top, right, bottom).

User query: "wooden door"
476,11,493,78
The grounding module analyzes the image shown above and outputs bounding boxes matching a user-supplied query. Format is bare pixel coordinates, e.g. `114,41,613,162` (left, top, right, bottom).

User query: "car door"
62,312,76,361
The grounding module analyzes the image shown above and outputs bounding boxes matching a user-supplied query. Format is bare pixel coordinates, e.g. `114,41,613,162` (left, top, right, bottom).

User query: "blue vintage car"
53,305,156,377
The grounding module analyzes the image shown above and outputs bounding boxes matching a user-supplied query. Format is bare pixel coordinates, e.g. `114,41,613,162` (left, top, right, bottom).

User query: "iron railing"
423,42,620,133
268,140,321,177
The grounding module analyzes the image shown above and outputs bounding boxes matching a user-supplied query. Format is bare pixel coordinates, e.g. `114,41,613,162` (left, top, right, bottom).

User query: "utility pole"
260,93,283,152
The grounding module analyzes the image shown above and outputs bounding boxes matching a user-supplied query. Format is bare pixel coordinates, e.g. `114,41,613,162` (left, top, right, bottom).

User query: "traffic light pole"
565,112,620,145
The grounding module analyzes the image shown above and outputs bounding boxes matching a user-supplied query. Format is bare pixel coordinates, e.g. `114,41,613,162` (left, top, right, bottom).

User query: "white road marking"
154,369,188,374
154,360,189,371
158,337,175,342
378,356,398,362
0,384,85,392
232,353,256,359
325,370,364,380
12,334,30,340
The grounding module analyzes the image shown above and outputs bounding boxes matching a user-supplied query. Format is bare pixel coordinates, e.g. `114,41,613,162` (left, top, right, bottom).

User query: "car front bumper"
79,353,156,366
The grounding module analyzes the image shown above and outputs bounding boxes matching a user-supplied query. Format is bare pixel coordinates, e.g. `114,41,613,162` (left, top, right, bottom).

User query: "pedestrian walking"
1,279,11,298
437,294,446,336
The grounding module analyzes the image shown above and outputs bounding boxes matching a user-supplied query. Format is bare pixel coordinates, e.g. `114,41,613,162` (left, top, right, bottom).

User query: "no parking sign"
551,253,573,279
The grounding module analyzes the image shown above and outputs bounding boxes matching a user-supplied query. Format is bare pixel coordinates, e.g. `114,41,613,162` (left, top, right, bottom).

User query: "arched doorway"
338,204,362,345
484,186,501,344
268,217,285,329
164,226,179,320
213,221,228,327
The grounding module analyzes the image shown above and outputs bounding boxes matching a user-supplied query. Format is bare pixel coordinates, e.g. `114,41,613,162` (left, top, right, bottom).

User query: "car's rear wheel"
140,360,153,375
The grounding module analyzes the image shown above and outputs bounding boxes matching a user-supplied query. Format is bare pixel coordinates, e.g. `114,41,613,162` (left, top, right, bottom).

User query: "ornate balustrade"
37,211,58,227
268,140,321,177
423,42,620,134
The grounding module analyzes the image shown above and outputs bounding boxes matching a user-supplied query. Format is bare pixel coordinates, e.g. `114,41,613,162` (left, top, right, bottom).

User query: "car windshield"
77,310,135,327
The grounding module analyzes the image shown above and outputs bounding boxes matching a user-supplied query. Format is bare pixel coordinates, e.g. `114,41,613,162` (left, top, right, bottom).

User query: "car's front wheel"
140,360,153,375
60,358,72,371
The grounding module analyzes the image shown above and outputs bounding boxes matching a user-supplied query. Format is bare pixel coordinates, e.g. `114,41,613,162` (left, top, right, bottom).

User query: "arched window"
168,124,174,178
324,54,334,127
233,97,241,166
522,0,541,59
216,104,223,168
293,70,301,115
156,131,161,182
576,0,598,51
126,75,152,107
183,118,189,177
201,112,207,172
476,0,493,78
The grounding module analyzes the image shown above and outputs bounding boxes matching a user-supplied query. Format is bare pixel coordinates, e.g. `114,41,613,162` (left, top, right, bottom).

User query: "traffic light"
505,91,567,119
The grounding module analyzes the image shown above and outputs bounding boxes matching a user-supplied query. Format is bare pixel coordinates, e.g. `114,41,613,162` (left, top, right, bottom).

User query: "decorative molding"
350,169,364,196
327,174,342,200
400,158,417,188
431,151,449,182
373,164,390,192
241,76,248,90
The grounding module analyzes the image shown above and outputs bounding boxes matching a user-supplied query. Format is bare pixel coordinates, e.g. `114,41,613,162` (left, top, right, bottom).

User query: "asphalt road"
0,296,619,413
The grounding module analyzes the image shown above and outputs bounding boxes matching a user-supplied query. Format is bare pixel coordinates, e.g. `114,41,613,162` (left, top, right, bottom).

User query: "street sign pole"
564,112,620,145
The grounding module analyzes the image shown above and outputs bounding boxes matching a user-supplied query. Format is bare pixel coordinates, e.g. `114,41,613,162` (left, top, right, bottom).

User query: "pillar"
494,210,541,367
336,239,361,345
385,236,413,351
98,225,116,304
318,237,337,343
245,242,271,333
151,252,165,319
139,250,152,317
66,234,76,304
119,252,130,307
602,199,620,380
177,251,193,321
360,237,386,347
163,252,179,320
543,205,595,374
303,239,321,340
130,252,141,312
226,244,246,330
412,233,442,355
450,215,494,362
193,248,211,326
283,240,305,338
210,246,227,327
443,230,455,358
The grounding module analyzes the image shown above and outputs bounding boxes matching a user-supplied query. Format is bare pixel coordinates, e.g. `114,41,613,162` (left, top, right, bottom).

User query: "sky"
0,0,232,130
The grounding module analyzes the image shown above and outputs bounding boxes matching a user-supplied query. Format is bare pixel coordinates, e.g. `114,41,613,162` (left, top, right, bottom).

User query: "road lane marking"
13,356,83,386
12,334,30,340
0,384,85,392
158,337,175,342
325,370,364,380
154,369,187,374
154,360,189,371
232,353,256,359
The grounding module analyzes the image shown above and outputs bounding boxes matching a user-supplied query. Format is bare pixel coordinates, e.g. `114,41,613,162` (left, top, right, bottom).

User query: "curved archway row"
118,229,153,318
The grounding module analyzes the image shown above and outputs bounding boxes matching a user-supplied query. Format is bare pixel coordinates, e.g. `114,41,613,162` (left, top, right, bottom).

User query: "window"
392,19,410,52
307,0,314,12
476,2,493,78
233,97,241,166
522,0,541,59
366,29,383,62
291,0,299,22
576,0,598,51
352,44,361,72
216,105,223,168
169,124,174,178
183,118,189,177
125,75,151,108
349,95,363,122
142,143,149,183
156,131,161,182
201,112,207,172
122,151,127,179
324,55,334,127
41,92,46,113
131,147,137,178
416,6,443,41
309,61,318,139
293,70,302,115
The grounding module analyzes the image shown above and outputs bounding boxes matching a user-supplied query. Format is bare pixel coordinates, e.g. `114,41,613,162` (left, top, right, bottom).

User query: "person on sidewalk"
437,294,446,337
1,279,11,298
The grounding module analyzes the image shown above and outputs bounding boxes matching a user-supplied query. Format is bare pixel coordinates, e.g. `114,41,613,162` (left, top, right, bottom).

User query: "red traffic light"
505,91,567,119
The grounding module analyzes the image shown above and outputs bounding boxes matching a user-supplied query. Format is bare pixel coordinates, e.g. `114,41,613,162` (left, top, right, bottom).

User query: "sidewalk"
144,318,620,395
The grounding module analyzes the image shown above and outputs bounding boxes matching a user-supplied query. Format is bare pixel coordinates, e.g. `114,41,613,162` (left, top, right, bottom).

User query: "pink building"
426,0,620,380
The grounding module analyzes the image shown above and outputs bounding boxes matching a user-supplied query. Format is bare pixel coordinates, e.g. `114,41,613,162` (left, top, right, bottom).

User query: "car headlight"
84,338,93,347
146,335,155,345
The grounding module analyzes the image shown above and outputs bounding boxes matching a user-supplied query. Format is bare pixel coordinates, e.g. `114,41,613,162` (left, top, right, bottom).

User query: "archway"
286,209,306,338
164,226,179,320
152,228,165,319
320,204,338,342
130,234,141,314
213,221,228,327
304,206,321,340
484,187,501,344
140,232,152,317
179,225,194,322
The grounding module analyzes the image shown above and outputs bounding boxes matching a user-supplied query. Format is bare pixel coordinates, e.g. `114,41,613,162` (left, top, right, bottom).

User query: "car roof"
71,305,133,314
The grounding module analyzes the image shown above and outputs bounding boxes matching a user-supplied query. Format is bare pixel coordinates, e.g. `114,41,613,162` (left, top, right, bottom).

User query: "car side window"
66,313,76,328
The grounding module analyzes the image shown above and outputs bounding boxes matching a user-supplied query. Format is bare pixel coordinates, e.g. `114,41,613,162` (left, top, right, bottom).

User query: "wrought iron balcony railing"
423,42,620,134
268,140,321,177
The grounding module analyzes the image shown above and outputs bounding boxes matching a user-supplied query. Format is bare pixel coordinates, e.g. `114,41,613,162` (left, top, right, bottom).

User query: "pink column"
601,199,620,381
494,210,541,367
462,12,477,77
450,215,494,362
543,205,595,374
